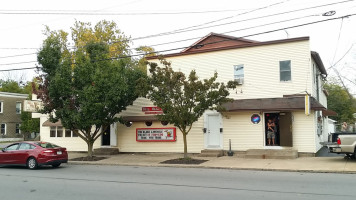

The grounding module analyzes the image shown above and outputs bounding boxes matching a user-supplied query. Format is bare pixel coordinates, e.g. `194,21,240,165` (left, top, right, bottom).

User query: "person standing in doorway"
267,119,276,146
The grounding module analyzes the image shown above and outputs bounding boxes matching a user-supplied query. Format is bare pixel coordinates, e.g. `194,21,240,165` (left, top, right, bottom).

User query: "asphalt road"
1,164,356,200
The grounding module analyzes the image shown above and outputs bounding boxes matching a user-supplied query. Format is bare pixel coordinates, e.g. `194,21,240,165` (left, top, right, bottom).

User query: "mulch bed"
70,156,107,161
160,158,208,165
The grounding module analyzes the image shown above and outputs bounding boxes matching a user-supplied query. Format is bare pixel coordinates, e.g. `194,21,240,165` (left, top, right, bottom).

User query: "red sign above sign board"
142,107,163,114
136,128,176,142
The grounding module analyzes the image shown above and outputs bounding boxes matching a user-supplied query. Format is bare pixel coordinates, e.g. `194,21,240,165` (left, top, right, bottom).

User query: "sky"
1,0,356,94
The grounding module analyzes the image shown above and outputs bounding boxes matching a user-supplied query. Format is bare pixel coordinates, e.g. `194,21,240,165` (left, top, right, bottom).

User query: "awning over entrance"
121,115,159,122
42,119,62,127
222,96,328,112
322,109,337,117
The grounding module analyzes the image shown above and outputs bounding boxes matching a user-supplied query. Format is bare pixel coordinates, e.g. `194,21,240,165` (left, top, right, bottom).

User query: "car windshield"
34,142,60,149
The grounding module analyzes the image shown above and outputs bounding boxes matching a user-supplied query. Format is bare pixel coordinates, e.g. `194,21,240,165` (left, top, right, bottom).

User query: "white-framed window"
57,126,63,137
50,126,63,137
0,101,3,113
1,123,6,135
280,60,291,81
65,129,79,137
16,102,22,114
51,126,78,137
16,123,21,134
233,64,244,82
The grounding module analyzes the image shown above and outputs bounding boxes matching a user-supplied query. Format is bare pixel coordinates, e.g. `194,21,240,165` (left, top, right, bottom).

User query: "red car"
0,141,68,169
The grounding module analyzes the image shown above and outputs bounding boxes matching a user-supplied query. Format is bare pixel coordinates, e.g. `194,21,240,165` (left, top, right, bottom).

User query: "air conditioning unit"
235,77,244,85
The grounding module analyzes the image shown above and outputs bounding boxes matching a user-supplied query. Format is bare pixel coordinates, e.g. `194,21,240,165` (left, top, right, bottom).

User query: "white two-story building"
37,33,336,157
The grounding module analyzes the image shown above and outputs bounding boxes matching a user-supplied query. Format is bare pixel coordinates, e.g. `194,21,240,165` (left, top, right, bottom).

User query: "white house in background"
30,94,116,151
34,33,336,156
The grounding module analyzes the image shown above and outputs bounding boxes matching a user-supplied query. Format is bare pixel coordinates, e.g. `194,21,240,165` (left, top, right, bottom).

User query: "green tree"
0,79,32,94
324,83,356,124
37,21,146,157
141,60,237,158
20,111,40,140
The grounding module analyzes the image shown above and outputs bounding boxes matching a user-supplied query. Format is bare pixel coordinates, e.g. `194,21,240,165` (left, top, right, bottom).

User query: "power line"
1,0,352,59
0,53,37,58
131,0,291,41
0,9,249,15
0,61,37,66
129,0,355,41
0,67,37,72
1,13,355,70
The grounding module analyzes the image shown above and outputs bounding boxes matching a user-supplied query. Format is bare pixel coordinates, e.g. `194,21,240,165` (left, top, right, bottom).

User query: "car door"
0,143,20,164
17,143,33,164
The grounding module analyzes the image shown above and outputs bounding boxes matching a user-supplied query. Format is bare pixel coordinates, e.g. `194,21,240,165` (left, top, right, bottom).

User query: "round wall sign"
251,114,261,124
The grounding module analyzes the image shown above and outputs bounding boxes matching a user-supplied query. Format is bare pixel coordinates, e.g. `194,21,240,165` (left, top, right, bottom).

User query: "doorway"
279,112,293,147
205,114,222,149
102,126,111,146
264,112,293,147
265,113,280,146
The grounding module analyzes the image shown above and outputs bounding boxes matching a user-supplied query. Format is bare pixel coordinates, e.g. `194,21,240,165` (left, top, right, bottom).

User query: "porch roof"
42,119,62,127
222,96,336,116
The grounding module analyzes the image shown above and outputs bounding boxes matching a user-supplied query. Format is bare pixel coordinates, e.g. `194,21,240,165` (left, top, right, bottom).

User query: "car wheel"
27,157,38,170
52,163,61,168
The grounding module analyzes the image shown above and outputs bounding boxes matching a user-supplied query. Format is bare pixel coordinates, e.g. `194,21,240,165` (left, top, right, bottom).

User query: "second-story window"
16,102,22,114
280,60,291,81
234,64,244,84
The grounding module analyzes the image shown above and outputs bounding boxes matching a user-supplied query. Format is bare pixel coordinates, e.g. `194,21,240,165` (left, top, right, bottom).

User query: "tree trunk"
183,132,188,159
87,141,94,157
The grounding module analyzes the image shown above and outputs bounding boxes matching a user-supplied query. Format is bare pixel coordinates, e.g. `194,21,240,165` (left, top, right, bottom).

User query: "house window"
65,129,72,137
65,128,79,137
16,124,21,134
50,126,64,137
1,123,6,135
280,60,291,81
50,126,56,137
0,101,3,113
73,130,79,137
57,126,63,137
234,64,244,83
16,102,22,114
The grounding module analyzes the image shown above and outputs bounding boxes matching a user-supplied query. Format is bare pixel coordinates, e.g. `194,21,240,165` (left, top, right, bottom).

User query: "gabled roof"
146,34,310,60
146,33,327,76
181,32,256,53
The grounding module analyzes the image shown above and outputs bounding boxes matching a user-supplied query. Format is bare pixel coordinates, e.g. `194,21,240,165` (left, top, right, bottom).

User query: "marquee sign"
136,128,176,142
142,107,163,114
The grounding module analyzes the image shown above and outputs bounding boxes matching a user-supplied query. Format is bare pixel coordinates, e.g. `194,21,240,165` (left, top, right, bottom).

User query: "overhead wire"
129,0,355,41
1,13,355,71
0,9,250,15
1,0,353,58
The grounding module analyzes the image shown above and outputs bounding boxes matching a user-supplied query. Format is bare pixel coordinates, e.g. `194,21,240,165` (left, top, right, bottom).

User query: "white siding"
39,115,101,151
149,40,313,99
292,111,316,153
222,112,264,150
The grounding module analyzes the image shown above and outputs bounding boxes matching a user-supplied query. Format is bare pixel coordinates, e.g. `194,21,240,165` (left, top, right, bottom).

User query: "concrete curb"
67,159,356,174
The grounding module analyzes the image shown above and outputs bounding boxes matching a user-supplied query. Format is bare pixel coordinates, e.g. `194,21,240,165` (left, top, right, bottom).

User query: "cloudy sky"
1,0,355,93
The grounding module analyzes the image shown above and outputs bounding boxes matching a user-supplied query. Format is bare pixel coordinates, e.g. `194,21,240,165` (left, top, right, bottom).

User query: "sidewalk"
68,152,356,174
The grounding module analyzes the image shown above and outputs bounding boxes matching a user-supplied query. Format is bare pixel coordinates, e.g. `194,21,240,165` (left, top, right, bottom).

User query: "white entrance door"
206,114,221,149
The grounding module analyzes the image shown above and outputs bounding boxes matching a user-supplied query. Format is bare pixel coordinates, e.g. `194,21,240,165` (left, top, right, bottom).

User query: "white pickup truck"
328,133,356,158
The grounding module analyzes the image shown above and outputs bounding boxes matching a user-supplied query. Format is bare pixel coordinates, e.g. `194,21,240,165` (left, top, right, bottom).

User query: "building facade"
0,92,28,140
35,33,335,156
